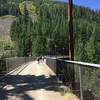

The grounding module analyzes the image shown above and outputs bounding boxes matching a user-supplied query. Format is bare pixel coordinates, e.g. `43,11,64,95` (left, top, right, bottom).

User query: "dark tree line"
0,0,22,16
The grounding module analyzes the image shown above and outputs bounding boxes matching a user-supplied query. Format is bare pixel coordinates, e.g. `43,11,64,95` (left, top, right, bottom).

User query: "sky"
57,0,100,11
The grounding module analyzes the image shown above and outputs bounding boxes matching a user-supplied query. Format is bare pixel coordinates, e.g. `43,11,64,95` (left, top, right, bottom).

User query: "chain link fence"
0,57,36,74
46,57,100,100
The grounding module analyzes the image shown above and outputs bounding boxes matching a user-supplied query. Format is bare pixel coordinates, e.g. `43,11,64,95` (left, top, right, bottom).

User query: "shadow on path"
0,74,62,100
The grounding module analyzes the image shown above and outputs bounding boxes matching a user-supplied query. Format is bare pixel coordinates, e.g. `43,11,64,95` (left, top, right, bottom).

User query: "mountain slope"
0,15,15,41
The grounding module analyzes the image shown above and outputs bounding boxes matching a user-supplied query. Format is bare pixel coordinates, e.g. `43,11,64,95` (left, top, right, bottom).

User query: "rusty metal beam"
68,0,74,60
68,0,75,89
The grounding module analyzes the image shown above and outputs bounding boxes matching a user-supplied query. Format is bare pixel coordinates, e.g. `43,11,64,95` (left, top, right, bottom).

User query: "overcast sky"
57,0,100,11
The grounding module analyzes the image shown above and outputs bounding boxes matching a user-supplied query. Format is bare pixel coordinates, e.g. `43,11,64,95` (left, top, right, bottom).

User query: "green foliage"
9,0,100,63
19,1,36,15
32,2,68,55
0,40,15,50
0,0,21,16
0,40,16,58
11,4,33,56
83,68,100,100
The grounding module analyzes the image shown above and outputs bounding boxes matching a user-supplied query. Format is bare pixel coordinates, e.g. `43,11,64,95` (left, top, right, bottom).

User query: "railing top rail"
57,59,100,68
65,60,100,68
46,57,100,68
46,56,68,59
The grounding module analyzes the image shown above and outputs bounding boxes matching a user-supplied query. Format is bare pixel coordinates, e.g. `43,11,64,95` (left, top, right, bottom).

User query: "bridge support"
68,0,74,60
68,0,75,89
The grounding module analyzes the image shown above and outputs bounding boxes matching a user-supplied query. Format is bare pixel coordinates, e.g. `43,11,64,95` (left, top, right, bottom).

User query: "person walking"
37,56,40,64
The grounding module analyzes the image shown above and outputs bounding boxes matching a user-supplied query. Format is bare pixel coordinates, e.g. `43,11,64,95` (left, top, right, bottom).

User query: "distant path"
0,61,64,100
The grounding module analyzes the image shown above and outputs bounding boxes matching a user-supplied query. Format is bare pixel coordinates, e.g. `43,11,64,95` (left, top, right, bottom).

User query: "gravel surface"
0,61,64,100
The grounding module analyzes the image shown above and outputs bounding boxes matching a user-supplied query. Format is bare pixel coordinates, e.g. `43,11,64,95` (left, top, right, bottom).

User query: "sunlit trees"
11,4,33,56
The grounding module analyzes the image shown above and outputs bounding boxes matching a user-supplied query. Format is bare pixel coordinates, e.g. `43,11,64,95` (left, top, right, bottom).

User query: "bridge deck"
0,61,64,100
0,61,79,100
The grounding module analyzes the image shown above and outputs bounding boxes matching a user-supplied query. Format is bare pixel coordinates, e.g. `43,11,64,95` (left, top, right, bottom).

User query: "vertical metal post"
6,59,8,73
68,0,74,60
79,66,83,100
55,45,57,59
68,0,75,89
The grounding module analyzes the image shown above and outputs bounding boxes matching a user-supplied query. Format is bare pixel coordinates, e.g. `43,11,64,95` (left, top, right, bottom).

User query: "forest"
8,0,100,63
0,0,100,99
0,0,100,63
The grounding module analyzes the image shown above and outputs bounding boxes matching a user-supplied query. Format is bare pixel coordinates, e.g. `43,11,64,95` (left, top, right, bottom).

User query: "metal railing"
46,57,100,100
65,60,100,100
0,59,6,74
0,57,36,74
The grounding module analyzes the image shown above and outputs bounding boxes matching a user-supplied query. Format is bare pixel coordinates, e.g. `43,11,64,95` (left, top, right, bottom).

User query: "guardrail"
46,57,100,100
64,60,100,100
0,57,36,74
0,59,6,74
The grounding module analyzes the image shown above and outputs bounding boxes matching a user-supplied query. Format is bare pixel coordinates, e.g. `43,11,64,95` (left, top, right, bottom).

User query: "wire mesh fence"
46,57,100,100
0,57,36,74
77,65,100,100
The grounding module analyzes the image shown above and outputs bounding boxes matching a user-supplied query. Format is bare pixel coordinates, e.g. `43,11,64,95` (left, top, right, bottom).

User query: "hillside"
0,0,100,60
0,15,16,58
0,15,15,41
0,1,37,41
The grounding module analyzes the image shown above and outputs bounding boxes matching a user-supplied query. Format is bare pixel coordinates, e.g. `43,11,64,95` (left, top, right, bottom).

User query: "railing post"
6,59,8,73
79,66,83,100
